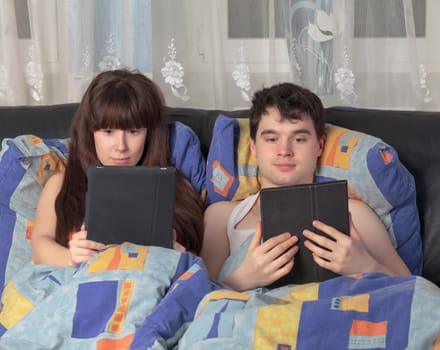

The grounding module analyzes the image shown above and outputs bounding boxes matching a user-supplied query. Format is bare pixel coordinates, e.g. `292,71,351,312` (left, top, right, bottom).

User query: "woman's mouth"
112,158,130,165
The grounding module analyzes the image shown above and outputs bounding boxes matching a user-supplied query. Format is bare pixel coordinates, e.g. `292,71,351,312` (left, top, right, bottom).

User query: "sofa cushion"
206,114,422,275
169,121,206,194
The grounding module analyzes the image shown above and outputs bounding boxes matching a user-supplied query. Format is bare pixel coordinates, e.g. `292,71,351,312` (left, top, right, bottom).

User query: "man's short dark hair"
249,83,325,140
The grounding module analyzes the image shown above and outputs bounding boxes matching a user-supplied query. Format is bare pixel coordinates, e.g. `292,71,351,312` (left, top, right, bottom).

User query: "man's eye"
265,137,277,143
295,137,307,143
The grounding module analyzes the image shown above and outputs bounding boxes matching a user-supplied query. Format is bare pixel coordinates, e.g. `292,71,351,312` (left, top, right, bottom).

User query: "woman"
31,69,204,267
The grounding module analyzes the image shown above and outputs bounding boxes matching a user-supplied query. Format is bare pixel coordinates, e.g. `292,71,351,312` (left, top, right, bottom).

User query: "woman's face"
93,128,148,166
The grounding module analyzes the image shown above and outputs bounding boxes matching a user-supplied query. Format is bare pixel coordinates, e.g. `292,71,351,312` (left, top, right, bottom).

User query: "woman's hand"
223,221,299,291
68,224,106,266
303,214,376,276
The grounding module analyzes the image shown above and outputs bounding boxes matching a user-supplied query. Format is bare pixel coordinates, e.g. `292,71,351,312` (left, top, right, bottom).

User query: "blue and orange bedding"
1,243,439,349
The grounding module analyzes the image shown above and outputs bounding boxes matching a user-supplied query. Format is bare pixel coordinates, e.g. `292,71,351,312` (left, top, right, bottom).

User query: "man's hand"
303,215,376,275
223,221,298,291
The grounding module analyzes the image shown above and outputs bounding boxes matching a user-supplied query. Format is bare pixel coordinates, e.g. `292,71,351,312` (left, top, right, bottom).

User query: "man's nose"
278,139,293,157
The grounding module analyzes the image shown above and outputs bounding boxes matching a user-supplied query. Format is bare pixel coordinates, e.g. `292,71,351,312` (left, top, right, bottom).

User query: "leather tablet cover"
85,166,176,248
260,180,349,287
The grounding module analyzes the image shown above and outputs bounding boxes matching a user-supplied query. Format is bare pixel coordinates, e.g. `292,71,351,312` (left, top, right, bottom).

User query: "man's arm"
303,199,410,276
202,200,299,291
201,201,236,280
222,222,298,291
348,199,411,275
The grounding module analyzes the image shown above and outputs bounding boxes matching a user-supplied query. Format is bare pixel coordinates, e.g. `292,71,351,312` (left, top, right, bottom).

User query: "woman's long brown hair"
54,69,204,254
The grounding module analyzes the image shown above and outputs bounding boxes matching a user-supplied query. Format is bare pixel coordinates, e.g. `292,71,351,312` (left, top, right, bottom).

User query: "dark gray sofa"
1,103,439,286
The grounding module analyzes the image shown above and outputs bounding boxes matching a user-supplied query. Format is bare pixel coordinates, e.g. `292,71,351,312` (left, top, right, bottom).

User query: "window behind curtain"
228,0,426,39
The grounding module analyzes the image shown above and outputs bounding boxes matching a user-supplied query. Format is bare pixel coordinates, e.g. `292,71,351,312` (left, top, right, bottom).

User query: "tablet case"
260,180,349,287
85,166,176,248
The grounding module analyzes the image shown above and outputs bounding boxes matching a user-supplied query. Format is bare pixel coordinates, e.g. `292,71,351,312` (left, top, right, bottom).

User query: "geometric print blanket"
0,244,216,349
179,273,440,349
1,243,439,349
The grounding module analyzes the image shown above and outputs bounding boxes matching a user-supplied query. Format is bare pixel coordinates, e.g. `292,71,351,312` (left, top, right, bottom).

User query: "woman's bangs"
92,96,146,130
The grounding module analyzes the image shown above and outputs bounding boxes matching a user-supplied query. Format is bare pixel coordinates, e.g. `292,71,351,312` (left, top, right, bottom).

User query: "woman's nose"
114,131,127,151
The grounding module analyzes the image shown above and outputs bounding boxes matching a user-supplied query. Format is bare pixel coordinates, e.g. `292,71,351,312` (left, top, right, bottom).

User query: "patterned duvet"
1,243,439,349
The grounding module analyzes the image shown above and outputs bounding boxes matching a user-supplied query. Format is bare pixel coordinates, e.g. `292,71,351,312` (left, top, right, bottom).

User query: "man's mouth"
274,162,296,171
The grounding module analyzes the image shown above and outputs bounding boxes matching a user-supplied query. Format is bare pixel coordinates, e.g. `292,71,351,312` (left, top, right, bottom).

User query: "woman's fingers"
173,240,186,252
70,238,105,251
69,227,106,265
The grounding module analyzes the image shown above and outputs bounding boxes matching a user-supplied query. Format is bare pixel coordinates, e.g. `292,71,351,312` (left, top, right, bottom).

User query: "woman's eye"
128,129,140,135
102,129,113,134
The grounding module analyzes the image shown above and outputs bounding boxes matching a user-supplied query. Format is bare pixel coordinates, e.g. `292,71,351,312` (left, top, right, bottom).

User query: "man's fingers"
261,232,297,259
311,220,339,237
268,245,298,271
303,229,332,249
249,220,263,249
309,220,348,245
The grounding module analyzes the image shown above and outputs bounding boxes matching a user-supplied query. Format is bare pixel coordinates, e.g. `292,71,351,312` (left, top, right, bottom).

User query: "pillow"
205,114,422,275
168,121,206,194
0,135,68,294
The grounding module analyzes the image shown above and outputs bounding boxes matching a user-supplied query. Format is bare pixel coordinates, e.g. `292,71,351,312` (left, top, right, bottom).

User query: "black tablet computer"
85,166,176,248
260,180,349,287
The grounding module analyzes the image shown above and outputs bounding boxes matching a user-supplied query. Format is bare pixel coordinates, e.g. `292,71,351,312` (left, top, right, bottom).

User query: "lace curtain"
0,0,437,110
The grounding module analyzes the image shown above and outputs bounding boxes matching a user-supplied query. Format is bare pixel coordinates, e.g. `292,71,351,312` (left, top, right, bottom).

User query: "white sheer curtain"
0,0,437,110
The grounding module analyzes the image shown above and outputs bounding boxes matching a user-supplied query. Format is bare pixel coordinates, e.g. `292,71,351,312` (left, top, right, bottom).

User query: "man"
202,83,410,291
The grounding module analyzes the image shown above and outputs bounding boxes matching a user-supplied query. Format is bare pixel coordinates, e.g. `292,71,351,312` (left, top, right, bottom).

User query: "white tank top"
227,192,259,253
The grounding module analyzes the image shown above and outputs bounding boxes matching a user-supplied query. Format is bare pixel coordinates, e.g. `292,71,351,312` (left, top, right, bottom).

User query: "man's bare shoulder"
348,198,383,226
348,198,372,214
204,199,242,220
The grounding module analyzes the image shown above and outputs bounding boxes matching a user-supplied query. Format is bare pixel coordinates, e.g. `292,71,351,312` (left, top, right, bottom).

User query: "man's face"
250,107,324,189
